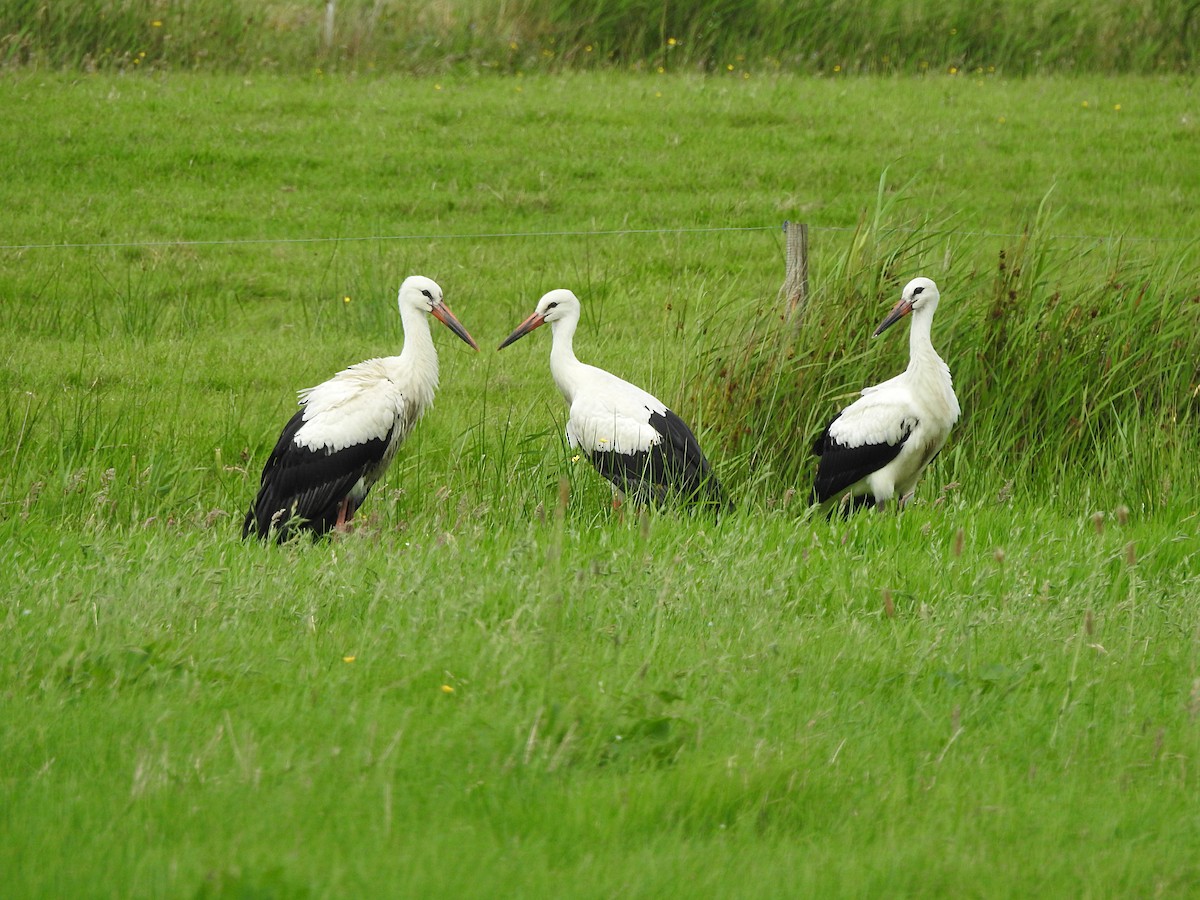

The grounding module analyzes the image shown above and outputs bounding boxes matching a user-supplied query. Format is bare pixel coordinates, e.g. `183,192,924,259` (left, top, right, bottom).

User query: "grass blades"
2,0,1196,75
2,503,1198,895
1,69,1198,896
698,181,1200,508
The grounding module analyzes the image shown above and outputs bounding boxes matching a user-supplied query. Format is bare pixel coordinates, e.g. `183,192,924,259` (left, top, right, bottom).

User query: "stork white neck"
396,299,439,387
546,305,584,404
906,301,943,371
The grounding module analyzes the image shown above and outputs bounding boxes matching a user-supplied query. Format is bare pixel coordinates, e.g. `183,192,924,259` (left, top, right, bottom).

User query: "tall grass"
2,72,1199,898
696,179,1200,509
1,0,1195,75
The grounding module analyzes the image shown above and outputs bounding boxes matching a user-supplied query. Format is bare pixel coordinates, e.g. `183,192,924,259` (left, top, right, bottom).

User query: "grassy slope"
1,72,1198,896
4,509,1199,896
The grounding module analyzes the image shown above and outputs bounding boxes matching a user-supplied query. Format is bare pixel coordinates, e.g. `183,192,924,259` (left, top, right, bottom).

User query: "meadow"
1,65,1199,897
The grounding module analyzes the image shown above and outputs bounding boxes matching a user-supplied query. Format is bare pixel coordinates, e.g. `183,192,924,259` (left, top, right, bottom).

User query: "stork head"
873,277,940,337
398,275,478,350
497,289,580,349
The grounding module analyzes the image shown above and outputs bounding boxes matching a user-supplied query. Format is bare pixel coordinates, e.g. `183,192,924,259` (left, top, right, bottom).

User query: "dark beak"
497,311,546,350
432,302,479,351
872,298,913,337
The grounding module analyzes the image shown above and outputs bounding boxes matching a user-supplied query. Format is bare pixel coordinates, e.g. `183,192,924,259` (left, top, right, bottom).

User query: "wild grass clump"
697,184,1200,508
1,0,1195,75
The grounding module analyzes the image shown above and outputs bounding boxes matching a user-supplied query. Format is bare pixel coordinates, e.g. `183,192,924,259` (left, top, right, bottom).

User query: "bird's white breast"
560,365,668,455
293,357,433,453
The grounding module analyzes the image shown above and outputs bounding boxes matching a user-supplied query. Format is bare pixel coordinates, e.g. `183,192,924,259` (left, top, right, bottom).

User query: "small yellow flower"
343,655,356,663
343,295,351,304
657,66,664,74
441,684,455,693
997,116,1007,124
151,20,162,28
571,454,581,462
833,64,841,72
585,45,593,52
726,64,734,71
1081,100,1089,108
950,27,958,35
1113,103,1122,111
434,83,442,91
667,37,677,46
948,66,958,74
509,41,518,50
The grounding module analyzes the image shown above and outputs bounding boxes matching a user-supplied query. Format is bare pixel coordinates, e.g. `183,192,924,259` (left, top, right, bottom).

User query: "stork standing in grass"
811,277,959,513
498,289,730,512
243,275,478,541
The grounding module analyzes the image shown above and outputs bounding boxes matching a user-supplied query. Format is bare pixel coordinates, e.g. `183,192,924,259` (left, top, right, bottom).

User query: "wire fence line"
0,222,1193,253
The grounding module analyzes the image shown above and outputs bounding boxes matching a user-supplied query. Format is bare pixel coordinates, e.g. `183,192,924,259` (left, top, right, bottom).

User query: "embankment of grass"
2,0,1196,76
1,71,1198,897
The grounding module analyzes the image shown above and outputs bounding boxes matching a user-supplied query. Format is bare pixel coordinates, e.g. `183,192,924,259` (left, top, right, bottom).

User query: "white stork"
243,275,478,541
811,277,959,513
498,289,730,512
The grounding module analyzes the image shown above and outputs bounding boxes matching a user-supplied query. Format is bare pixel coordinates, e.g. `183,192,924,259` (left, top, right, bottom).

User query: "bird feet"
334,498,352,533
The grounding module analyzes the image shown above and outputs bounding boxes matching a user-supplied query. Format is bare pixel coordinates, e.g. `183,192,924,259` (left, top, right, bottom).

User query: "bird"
243,275,478,541
811,276,960,513
498,288,730,512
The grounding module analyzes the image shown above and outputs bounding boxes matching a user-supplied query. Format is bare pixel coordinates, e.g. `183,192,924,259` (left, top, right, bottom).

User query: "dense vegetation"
1,7,1198,895
2,0,1197,76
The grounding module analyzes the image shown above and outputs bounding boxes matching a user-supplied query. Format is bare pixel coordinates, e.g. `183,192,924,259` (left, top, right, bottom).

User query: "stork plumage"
498,289,730,511
243,275,478,541
811,277,959,512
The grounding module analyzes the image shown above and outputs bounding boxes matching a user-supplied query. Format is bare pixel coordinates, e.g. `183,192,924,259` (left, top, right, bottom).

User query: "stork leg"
334,497,352,533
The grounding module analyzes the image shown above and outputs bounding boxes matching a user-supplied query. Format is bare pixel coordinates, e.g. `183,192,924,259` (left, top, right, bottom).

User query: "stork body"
499,289,729,511
243,276,477,541
812,277,959,512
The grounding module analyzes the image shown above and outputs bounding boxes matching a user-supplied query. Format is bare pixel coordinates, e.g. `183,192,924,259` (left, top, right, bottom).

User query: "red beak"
873,298,914,337
497,311,546,350
431,302,479,351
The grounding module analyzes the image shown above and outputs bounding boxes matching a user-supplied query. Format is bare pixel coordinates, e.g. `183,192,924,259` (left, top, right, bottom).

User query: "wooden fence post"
779,221,809,320
322,2,336,50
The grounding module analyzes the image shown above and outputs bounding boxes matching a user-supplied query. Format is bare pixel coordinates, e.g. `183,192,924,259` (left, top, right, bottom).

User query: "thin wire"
0,223,1192,252
0,225,776,252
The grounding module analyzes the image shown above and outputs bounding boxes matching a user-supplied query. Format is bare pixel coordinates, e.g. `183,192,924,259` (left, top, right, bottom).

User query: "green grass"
2,0,1196,75
1,70,1199,896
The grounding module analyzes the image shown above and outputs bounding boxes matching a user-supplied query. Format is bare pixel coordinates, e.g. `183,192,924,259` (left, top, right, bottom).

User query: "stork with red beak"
499,289,730,512
243,275,478,541
811,277,959,512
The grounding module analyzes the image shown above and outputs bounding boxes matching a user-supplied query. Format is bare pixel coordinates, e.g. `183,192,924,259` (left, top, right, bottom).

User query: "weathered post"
779,220,809,321
322,1,336,50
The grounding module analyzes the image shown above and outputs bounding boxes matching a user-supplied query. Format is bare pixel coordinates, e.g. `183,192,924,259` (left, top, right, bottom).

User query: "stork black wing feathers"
810,414,912,504
243,408,392,541
588,408,730,511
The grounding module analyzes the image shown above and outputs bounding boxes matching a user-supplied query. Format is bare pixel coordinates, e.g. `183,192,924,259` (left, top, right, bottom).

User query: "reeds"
695,182,1200,508
2,0,1194,75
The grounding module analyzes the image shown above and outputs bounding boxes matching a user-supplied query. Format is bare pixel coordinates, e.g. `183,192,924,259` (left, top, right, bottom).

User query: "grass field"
2,67,1199,897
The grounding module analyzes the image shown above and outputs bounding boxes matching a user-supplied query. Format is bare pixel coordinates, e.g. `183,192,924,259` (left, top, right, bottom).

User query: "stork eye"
546,302,558,310
420,289,433,300
912,286,925,296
